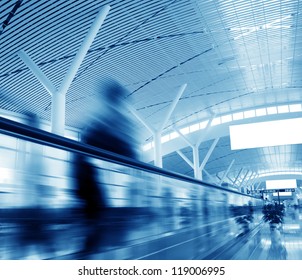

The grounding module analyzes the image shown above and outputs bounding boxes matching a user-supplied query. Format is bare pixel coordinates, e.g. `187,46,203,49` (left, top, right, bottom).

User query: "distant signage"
260,188,295,193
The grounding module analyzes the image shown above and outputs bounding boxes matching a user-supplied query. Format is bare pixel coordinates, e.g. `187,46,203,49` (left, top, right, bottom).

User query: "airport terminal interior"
0,0,302,260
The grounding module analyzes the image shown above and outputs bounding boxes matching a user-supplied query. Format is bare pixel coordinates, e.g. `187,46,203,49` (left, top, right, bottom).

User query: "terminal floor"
1,207,302,260
229,209,302,260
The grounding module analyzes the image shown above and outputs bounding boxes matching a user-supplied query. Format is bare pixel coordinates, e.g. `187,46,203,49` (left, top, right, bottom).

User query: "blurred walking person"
72,79,139,258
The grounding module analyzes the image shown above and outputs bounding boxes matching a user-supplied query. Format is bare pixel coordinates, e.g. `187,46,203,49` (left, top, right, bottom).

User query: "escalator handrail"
0,116,256,197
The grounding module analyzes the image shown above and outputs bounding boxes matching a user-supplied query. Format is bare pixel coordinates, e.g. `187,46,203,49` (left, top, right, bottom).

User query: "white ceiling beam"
239,170,250,188
199,137,219,172
227,175,235,184
196,114,216,147
131,83,186,168
176,150,194,169
17,50,57,95
17,5,110,136
159,83,187,132
243,172,256,189
233,168,244,187
127,104,155,135
219,159,235,185
250,174,259,190
174,126,193,147
255,181,262,190
203,169,216,183
192,145,201,179
58,5,110,95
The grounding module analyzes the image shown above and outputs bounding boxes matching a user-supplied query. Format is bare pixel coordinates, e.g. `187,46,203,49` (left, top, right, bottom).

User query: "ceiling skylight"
142,103,302,152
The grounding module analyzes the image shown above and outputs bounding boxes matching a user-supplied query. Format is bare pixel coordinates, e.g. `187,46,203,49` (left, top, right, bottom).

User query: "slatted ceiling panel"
107,0,176,42
114,43,169,76
1,0,15,12
8,1,55,30
1,0,302,183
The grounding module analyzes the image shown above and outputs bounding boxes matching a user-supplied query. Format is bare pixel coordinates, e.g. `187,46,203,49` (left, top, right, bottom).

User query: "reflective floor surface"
0,206,301,260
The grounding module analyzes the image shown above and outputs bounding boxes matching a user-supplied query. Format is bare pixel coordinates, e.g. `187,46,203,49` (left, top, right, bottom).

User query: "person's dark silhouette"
73,79,139,258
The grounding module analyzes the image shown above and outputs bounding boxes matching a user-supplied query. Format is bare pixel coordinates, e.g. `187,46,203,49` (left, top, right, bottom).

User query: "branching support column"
17,5,110,135
192,145,201,179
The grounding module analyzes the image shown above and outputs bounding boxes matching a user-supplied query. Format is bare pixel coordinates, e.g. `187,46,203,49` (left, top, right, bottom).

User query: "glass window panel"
199,120,208,129
161,134,169,143
243,110,255,118
180,127,190,135
233,112,244,120
267,106,277,115
289,104,302,112
189,123,199,132
221,114,232,123
143,142,152,151
170,131,179,140
277,105,289,114
211,117,221,126
256,108,266,116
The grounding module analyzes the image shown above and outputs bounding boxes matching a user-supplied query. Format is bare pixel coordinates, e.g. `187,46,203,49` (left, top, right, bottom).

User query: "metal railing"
0,116,255,197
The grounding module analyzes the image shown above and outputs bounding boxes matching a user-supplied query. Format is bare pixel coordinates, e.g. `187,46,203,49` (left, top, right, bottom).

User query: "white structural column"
17,50,57,95
51,91,66,135
194,116,216,180
192,145,201,179
17,5,110,135
254,181,262,191
199,137,219,174
244,171,255,188
219,159,235,185
174,115,217,180
175,133,215,180
159,84,187,132
250,174,259,191
128,84,186,167
127,104,155,135
233,168,243,187
239,169,250,192
203,169,216,183
246,173,258,193
196,114,216,147
154,130,163,167
176,150,194,169
244,172,257,191
154,84,187,167
174,128,198,177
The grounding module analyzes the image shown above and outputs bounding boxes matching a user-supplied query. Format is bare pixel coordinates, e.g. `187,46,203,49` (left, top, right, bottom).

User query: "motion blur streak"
0,117,264,260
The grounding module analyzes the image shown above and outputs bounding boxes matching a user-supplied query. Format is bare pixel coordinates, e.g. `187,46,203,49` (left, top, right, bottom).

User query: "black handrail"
0,116,255,197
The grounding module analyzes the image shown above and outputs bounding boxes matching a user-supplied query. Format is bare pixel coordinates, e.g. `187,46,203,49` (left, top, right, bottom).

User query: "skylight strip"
143,103,302,151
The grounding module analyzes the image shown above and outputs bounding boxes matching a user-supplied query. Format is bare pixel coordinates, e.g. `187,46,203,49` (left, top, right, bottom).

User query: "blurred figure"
161,187,174,231
268,224,287,260
15,113,41,207
23,113,44,207
12,113,55,259
83,79,139,158
73,79,139,258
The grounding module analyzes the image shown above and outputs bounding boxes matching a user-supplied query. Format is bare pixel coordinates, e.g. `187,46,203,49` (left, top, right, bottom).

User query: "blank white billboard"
266,179,297,189
229,117,302,150
273,192,293,197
